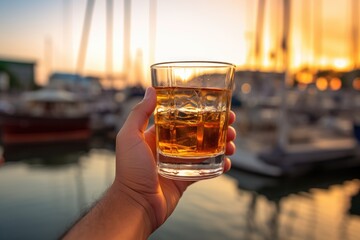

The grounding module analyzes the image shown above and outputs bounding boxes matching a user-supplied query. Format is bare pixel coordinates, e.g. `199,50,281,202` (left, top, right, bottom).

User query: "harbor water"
0,137,359,240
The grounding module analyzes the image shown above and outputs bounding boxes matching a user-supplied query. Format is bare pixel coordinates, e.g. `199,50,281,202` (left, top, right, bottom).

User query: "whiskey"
154,87,231,159
151,61,235,180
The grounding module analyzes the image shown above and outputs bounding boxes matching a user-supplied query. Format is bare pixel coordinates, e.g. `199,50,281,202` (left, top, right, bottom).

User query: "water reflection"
0,139,116,240
226,169,360,240
3,141,89,164
152,169,360,240
0,139,359,240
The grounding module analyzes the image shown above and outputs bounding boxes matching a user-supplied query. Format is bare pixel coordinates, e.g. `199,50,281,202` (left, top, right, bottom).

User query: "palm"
115,125,191,228
145,126,193,219
115,96,235,230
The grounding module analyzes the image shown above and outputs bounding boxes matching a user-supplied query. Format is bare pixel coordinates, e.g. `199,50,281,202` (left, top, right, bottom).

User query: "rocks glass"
151,61,235,180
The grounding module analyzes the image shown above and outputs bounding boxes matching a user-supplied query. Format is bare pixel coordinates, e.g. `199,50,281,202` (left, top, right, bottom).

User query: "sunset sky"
0,0,358,87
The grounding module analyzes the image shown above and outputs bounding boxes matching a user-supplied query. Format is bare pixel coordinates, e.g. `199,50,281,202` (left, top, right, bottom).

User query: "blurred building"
48,72,103,97
0,58,36,90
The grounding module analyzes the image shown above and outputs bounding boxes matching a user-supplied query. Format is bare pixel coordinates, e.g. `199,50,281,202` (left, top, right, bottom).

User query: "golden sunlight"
1,0,360,87
333,58,350,70
316,77,328,91
296,71,314,84
353,78,360,90
174,68,193,82
329,77,342,91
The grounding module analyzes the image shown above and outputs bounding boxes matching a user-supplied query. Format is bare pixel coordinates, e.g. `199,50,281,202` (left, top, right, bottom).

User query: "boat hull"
0,112,91,145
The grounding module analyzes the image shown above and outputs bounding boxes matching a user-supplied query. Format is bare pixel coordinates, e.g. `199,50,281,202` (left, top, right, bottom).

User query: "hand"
114,87,236,233
62,87,236,239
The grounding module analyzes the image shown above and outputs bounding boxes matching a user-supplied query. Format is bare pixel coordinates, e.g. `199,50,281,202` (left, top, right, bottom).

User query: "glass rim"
150,61,236,69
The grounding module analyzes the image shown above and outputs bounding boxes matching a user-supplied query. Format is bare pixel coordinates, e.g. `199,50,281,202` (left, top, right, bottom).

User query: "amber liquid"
155,87,231,159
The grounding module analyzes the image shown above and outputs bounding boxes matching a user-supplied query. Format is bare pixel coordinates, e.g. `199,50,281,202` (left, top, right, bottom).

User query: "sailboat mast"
123,0,131,74
76,0,95,75
149,0,157,66
63,0,72,71
44,36,53,81
254,0,266,69
302,0,311,68
106,0,113,84
352,0,359,69
314,0,322,68
281,0,290,75
277,0,291,151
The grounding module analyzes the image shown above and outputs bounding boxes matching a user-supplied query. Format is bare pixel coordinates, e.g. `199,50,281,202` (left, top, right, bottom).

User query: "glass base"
157,153,224,181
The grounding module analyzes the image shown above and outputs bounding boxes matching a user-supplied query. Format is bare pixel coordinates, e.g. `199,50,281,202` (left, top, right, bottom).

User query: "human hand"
62,87,236,239
113,87,236,234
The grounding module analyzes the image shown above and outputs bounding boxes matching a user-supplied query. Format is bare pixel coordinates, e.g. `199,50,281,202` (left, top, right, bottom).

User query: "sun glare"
333,58,349,70
329,77,342,91
174,68,193,82
296,71,314,84
353,78,360,90
2,0,360,88
316,77,328,91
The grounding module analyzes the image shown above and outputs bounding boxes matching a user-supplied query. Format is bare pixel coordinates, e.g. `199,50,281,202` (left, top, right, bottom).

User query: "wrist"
64,183,154,240
107,182,156,238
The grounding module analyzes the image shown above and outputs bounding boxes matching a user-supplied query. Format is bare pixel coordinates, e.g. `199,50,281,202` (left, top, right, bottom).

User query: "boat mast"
75,0,131,84
149,0,157,66
277,0,291,151
44,36,53,81
351,0,359,69
123,0,131,75
314,0,322,68
254,0,266,69
63,0,72,71
76,0,95,75
106,0,114,88
302,0,311,69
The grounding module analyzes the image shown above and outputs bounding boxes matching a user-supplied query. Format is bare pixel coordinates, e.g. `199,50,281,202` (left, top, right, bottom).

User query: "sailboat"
231,0,360,177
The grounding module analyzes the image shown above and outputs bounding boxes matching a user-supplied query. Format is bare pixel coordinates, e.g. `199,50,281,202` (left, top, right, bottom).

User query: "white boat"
0,88,91,145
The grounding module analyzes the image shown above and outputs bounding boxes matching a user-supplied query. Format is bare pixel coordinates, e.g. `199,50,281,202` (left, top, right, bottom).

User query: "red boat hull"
0,112,91,145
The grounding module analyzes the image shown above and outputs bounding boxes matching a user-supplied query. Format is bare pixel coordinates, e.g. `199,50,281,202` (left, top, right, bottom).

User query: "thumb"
122,87,156,133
